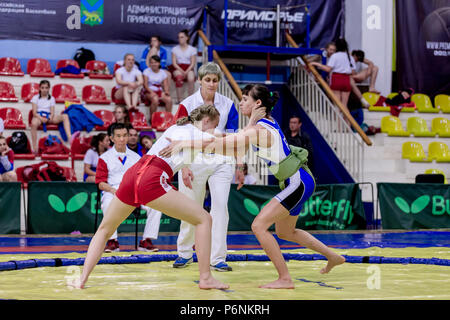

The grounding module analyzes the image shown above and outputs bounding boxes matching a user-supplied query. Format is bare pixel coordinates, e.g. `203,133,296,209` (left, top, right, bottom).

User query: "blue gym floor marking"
296,278,343,290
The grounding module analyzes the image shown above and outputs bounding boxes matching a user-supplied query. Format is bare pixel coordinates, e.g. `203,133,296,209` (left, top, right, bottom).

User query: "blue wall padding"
226,254,247,261
0,262,18,271
61,258,84,266
283,254,314,261
246,254,270,261
342,255,364,263
1,254,450,271
98,256,118,264
10,260,37,270
368,256,382,263
35,259,56,267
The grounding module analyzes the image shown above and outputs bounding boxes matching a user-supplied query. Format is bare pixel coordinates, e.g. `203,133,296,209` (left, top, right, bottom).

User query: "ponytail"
176,115,192,126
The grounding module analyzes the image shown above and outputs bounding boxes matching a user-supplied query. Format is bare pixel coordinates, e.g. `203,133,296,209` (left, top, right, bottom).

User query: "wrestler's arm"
159,125,273,158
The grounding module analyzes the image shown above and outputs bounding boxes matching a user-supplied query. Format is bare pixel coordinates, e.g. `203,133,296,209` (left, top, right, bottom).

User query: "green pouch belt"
269,145,312,190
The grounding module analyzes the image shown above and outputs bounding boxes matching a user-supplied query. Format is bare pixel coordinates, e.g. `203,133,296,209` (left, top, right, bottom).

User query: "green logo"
48,193,89,213
81,0,104,26
394,195,449,215
244,199,271,216
394,196,430,214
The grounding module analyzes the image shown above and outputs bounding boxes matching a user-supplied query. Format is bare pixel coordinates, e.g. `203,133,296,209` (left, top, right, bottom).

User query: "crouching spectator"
0,136,17,182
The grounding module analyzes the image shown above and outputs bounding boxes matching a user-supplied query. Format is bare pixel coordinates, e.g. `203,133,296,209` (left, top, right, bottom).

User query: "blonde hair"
176,104,220,126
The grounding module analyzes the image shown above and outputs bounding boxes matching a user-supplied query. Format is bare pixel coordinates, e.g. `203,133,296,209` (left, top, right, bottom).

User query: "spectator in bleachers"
232,163,257,190
310,38,356,126
307,41,337,64
0,136,17,182
30,80,73,153
114,53,144,111
142,55,173,120
285,115,314,172
127,127,145,156
168,29,197,103
83,133,110,182
351,50,380,94
0,117,4,137
107,105,130,139
139,134,154,153
140,35,168,71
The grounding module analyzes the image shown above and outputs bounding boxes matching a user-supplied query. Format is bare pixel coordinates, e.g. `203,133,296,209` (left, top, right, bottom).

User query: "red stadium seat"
62,166,77,182
56,59,84,79
38,136,70,160
113,63,121,74
0,107,26,129
85,60,114,79
0,81,19,102
93,109,114,131
6,136,35,160
0,57,24,76
27,58,55,77
71,135,92,160
21,82,40,102
27,110,58,130
52,83,80,104
70,135,92,168
82,85,111,105
151,111,174,132
129,110,151,131
111,86,126,105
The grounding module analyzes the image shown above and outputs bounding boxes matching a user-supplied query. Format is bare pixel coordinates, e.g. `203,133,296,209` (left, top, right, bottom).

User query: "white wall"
345,0,394,96
361,0,393,96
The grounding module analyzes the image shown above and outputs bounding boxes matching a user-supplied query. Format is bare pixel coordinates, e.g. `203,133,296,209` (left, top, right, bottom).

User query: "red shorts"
116,155,175,207
168,64,190,87
167,63,190,74
330,73,351,92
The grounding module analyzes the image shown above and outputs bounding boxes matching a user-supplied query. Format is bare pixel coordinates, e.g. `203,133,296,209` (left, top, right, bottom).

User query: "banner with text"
396,0,450,97
0,182,21,234
25,182,366,234
206,0,344,48
228,183,366,231
0,0,204,44
26,182,178,234
378,183,450,229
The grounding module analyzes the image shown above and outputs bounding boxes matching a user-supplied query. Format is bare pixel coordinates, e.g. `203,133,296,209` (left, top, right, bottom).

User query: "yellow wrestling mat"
1,247,449,300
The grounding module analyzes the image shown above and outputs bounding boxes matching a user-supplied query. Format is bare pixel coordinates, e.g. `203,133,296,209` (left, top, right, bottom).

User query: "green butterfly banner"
0,182,21,234
228,183,366,231
378,183,450,229
27,182,157,234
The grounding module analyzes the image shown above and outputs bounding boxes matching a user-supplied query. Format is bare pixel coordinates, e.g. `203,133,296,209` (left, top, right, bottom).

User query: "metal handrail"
285,33,372,146
198,30,269,185
285,33,366,182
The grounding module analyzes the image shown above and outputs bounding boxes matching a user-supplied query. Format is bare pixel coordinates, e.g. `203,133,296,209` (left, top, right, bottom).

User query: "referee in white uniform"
173,62,239,271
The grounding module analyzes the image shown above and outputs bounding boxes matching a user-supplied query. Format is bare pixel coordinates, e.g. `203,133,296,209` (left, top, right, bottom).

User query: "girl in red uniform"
74,105,228,290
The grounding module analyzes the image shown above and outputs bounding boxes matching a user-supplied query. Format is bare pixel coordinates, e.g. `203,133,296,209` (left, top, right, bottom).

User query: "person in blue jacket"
140,35,168,71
